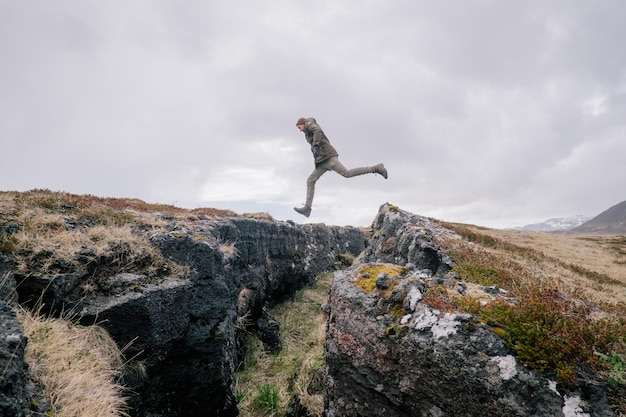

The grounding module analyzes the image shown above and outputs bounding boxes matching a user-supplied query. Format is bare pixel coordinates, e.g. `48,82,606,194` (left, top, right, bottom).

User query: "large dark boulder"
14,215,366,417
325,270,570,417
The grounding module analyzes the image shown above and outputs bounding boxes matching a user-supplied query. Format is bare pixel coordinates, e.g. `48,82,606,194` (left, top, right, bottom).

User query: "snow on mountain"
515,215,592,232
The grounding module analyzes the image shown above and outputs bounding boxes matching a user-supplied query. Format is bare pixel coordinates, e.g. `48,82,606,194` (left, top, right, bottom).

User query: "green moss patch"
355,263,407,293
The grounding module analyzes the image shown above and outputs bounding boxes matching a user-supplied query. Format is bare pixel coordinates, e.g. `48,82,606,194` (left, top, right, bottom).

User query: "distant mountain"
570,200,626,235
516,215,592,232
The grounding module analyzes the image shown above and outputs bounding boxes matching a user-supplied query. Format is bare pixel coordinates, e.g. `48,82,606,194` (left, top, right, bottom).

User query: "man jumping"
294,117,388,218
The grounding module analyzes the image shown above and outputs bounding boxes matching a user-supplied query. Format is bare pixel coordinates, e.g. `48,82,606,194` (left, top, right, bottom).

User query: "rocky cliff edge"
324,203,615,417
0,195,621,416
0,192,365,417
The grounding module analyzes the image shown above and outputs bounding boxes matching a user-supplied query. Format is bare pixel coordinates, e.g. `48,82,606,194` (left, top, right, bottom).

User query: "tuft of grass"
220,241,239,261
1,192,190,281
17,308,129,417
242,212,275,221
251,383,280,414
0,234,18,254
335,252,356,269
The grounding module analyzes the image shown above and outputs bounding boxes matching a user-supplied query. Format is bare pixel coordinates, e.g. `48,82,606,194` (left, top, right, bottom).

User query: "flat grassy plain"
477,227,626,305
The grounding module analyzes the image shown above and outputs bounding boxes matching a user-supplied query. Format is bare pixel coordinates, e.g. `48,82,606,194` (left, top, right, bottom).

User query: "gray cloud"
1,0,625,228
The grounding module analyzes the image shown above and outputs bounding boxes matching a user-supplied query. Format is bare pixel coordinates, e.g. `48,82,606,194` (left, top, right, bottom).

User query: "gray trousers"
303,156,376,208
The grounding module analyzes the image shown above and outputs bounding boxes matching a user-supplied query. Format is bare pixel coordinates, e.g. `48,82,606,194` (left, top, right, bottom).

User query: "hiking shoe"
294,206,311,217
375,163,388,179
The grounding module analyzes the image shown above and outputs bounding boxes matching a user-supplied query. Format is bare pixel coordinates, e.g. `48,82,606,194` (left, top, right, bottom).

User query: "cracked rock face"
0,301,30,417
7,214,365,417
324,203,613,417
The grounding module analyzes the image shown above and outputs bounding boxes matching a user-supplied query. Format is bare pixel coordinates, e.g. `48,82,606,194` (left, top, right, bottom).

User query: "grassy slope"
471,226,626,305
436,222,626,414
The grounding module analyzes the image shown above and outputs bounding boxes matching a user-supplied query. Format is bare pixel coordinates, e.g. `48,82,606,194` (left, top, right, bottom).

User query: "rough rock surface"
9,215,365,417
324,203,614,417
5,201,618,416
0,300,30,417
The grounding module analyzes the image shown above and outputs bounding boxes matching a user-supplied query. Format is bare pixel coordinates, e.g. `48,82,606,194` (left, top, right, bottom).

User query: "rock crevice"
3,215,365,417
1,202,618,416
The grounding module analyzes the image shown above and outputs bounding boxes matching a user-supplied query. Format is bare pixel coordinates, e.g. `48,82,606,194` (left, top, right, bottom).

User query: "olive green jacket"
302,117,339,166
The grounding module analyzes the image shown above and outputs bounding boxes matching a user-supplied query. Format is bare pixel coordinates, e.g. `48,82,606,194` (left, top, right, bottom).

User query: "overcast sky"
2,1,625,229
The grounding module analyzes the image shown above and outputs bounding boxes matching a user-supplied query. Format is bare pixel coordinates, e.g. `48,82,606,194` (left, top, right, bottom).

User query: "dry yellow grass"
1,193,189,283
474,227,626,306
13,211,149,271
0,189,238,220
18,309,128,417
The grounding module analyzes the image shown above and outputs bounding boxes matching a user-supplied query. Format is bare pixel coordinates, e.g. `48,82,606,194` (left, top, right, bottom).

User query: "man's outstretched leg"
294,165,327,217
329,157,388,179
